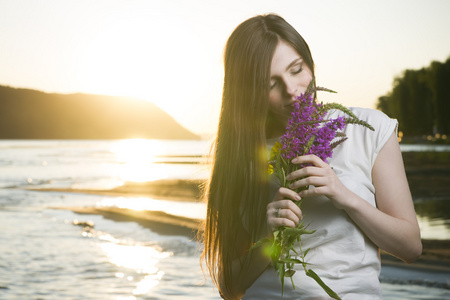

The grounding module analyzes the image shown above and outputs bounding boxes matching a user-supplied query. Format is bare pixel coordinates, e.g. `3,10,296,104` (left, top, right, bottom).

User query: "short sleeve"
350,108,398,167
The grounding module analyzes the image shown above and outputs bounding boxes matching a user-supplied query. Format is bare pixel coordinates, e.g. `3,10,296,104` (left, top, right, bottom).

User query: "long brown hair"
201,14,315,297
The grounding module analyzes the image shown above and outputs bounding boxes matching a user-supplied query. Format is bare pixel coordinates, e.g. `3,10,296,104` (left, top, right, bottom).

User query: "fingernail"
291,158,298,163
295,195,301,201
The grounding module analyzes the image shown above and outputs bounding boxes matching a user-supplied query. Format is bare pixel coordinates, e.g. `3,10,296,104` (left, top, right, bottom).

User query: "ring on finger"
275,208,281,218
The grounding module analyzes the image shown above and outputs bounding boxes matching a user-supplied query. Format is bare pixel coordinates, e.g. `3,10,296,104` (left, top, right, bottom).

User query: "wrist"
339,190,361,212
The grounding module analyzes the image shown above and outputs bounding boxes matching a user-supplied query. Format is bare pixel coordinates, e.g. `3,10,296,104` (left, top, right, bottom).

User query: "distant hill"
0,85,200,140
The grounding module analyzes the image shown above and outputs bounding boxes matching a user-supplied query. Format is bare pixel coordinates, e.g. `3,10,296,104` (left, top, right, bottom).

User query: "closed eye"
290,63,303,75
270,78,280,90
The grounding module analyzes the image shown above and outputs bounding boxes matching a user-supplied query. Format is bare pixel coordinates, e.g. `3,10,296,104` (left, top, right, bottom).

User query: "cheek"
268,92,283,109
301,69,313,85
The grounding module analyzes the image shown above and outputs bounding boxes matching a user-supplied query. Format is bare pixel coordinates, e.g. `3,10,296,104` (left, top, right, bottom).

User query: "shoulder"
345,107,398,136
346,107,398,163
348,107,394,125
330,107,397,135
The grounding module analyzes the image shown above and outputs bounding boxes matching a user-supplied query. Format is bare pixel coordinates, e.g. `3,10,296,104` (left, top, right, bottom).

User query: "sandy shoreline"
57,206,203,239
33,179,205,202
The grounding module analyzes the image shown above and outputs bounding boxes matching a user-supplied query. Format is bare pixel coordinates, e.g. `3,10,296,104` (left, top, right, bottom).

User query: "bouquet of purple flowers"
254,82,374,299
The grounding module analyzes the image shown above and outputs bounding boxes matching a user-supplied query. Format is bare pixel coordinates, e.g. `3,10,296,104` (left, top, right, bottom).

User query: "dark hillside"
0,85,199,140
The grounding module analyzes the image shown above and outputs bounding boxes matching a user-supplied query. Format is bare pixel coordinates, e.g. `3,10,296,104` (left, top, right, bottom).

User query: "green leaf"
316,86,337,94
284,269,296,277
303,248,311,257
279,258,304,264
305,269,342,300
281,167,286,187
283,227,316,236
273,230,280,240
282,227,303,236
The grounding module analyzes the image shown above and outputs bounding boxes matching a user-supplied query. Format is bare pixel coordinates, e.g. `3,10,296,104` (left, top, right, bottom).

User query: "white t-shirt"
243,108,398,300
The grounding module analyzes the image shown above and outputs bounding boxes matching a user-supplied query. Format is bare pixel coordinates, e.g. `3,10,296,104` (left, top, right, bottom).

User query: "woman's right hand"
266,187,303,236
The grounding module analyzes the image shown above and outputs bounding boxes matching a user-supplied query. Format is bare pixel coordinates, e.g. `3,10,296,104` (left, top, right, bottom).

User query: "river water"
0,140,449,299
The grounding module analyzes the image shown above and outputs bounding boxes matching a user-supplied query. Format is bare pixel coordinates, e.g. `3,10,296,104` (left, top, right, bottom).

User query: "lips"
284,100,299,108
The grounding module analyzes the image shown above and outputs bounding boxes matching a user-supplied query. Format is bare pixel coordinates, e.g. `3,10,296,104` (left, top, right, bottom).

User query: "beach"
33,174,450,274
2,140,450,299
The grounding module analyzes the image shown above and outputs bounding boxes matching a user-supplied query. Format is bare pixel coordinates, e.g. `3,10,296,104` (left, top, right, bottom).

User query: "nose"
283,78,298,98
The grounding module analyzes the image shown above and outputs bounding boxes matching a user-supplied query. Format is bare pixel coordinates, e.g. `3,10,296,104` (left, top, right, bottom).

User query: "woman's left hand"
286,154,353,210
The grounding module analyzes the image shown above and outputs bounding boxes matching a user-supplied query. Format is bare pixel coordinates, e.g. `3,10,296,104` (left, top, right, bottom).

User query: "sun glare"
99,237,171,296
99,197,206,220
110,139,169,182
76,6,212,135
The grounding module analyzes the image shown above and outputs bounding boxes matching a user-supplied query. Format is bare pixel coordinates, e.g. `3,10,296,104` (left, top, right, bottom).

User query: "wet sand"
59,206,203,239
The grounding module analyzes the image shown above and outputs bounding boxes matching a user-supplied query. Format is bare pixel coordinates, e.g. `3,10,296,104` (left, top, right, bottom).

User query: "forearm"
344,191,422,262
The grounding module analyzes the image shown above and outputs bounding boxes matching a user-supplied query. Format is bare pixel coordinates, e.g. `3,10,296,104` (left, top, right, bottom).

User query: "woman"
201,14,422,299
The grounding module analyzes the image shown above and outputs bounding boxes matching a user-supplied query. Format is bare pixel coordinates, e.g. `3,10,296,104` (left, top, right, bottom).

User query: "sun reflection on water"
99,233,171,296
416,215,450,240
110,139,169,182
99,196,206,220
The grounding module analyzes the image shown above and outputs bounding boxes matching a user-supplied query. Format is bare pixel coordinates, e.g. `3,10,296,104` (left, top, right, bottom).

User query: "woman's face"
268,39,313,122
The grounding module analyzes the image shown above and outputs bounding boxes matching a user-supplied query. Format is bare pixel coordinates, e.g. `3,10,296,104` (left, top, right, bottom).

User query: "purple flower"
278,92,345,164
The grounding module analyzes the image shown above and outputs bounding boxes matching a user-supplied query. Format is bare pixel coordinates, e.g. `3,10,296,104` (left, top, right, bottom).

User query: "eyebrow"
285,58,303,71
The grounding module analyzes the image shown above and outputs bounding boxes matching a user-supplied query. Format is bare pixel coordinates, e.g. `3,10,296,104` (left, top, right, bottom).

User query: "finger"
276,208,301,225
292,154,328,168
274,187,301,201
298,186,330,198
270,200,303,219
286,165,327,181
266,206,303,233
267,208,299,227
289,176,328,190
274,218,297,228
268,219,297,231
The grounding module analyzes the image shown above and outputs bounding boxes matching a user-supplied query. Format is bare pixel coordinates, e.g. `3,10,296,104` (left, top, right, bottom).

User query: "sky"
1,0,449,137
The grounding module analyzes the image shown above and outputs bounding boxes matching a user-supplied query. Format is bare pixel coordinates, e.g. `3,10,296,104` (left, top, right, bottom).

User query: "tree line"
376,56,450,138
